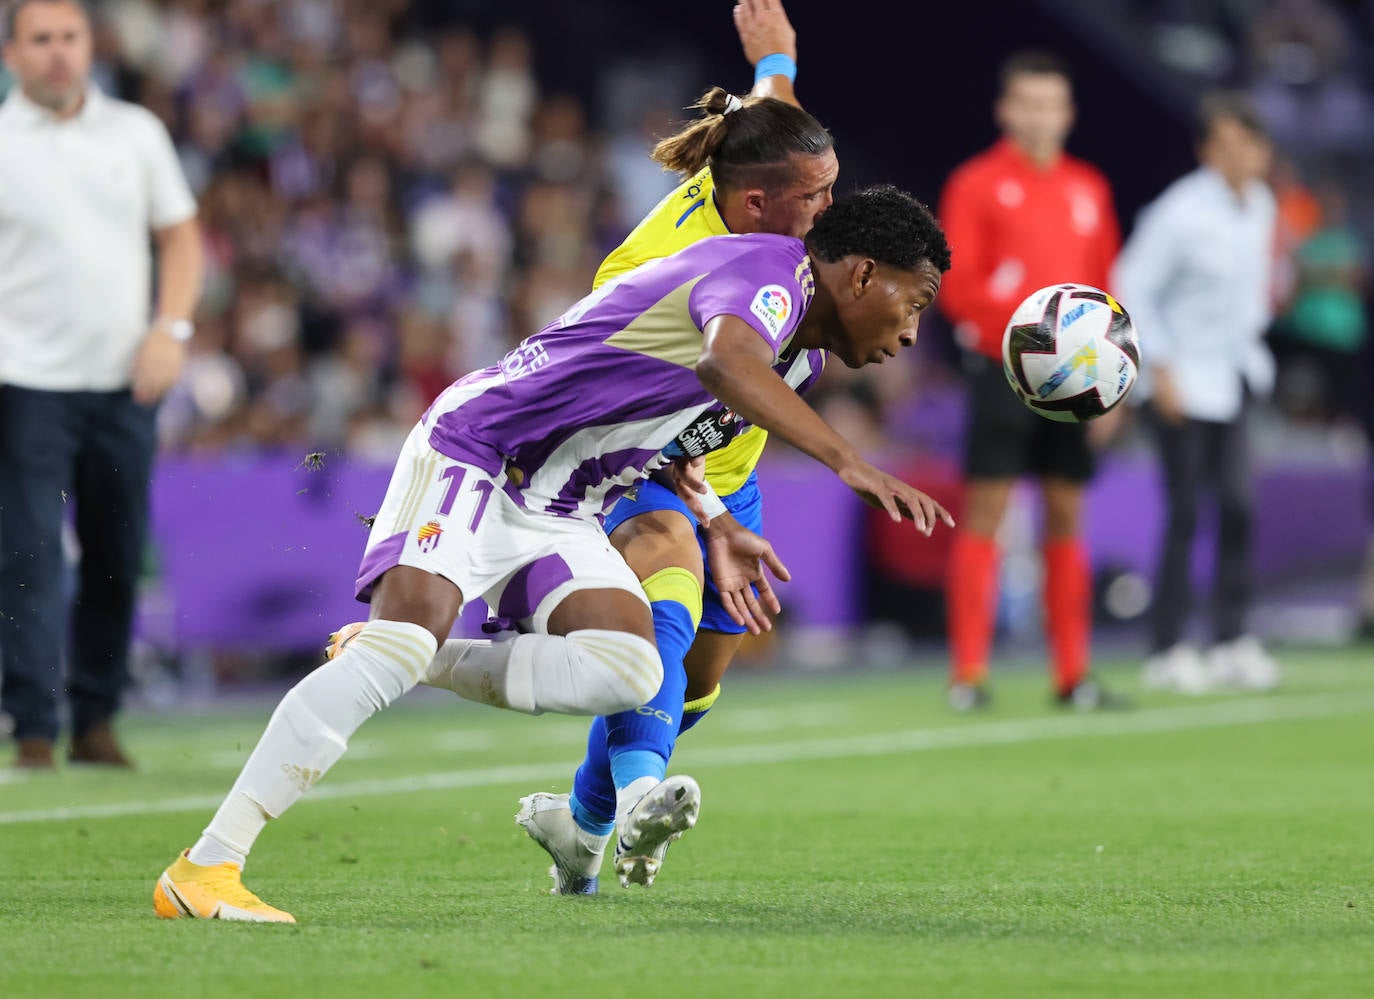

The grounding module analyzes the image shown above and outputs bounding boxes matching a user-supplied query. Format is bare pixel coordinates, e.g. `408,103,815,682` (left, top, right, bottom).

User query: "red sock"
1044,538,1091,694
946,531,999,686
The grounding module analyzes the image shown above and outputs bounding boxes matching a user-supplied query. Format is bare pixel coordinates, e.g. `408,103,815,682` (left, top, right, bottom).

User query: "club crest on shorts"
416,519,444,553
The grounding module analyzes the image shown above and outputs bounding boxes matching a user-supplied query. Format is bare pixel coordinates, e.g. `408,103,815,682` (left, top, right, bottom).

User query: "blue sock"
610,749,667,789
570,567,701,827
605,569,698,779
570,568,701,832
570,716,616,836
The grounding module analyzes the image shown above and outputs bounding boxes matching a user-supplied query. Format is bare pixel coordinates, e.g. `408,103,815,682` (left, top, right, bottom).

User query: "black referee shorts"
961,351,1095,483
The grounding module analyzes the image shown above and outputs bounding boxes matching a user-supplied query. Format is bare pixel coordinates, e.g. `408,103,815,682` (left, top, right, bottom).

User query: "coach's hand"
704,514,791,635
1150,366,1186,425
838,460,955,536
132,324,188,405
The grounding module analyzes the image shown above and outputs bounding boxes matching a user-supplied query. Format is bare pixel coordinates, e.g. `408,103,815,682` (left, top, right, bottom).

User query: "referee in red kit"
937,50,1122,711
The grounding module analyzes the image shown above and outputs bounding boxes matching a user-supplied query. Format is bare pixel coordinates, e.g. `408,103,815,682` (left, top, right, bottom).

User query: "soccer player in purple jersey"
327,0,844,894
153,185,952,923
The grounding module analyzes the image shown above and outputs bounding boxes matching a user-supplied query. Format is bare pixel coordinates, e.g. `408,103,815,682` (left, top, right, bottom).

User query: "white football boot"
1207,636,1280,691
515,792,604,895
613,774,701,888
1142,644,1211,694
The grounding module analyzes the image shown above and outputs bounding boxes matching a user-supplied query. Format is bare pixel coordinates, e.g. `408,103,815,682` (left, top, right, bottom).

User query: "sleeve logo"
661,404,744,459
749,285,792,336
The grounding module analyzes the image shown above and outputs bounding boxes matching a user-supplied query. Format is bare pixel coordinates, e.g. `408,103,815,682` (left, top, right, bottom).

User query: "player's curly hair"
651,86,833,195
805,184,952,273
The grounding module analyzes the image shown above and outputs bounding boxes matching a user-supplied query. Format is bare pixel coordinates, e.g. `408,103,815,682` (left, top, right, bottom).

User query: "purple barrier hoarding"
144,451,1370,651
147,455,490,651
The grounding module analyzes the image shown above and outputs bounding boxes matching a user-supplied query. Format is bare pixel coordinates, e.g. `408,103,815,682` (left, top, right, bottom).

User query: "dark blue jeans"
0,386,156,740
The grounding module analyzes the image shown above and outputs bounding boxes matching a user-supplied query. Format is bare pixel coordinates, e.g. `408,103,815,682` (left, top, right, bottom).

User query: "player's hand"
667,456,711,526
1150,366,1185,425
703,514,791,635
131,324,187,405
734,0,796,64
837,460,955,536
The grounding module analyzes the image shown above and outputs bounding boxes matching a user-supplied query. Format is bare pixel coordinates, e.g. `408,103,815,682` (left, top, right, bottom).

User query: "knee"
613,510,705,587
338,620,439,708
1042,506,1080,540
963,484,1013,537
568,630,663,715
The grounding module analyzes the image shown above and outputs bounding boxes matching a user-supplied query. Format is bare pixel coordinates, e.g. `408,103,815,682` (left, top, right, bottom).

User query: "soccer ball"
1001,283,1140,422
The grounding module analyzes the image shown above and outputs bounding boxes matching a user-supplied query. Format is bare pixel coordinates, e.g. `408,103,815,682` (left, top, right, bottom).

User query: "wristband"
754,53,797,85
700,485,728,520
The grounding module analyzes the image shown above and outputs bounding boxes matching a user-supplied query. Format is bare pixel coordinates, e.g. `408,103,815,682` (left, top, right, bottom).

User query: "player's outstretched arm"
697,316,955,535
735,0,800,108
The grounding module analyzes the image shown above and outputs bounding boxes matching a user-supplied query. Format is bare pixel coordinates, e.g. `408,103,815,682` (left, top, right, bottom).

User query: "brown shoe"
69,721,135,768
14,737,55,770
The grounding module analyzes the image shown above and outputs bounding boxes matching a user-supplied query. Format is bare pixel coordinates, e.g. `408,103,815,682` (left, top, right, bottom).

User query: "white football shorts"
354,422,646,631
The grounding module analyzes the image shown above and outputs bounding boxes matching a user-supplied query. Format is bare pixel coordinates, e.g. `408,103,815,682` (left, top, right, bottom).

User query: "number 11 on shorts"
437,465,494,533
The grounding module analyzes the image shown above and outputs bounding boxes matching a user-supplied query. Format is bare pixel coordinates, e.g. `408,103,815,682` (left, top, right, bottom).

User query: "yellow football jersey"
595,167,767,497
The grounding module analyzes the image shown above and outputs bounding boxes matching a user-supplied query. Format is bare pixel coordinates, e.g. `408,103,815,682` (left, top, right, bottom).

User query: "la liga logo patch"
750,284,792,336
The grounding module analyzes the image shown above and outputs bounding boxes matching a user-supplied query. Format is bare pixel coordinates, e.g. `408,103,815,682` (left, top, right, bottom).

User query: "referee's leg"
0,386,82,748
68,391,157,741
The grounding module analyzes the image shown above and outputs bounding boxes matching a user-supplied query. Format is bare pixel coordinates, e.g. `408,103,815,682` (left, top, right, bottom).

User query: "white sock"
615,775,661,827
420,637,521,707
577,826,612,855
186,828,249,869
188,620,436,868
422,629,661,717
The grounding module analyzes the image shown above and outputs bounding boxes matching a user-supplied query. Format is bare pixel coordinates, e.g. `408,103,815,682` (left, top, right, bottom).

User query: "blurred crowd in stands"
0,0,696,459
1,0,1368,461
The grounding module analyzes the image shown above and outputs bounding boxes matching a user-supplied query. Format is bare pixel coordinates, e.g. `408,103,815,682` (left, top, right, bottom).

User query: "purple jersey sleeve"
687,240,808,360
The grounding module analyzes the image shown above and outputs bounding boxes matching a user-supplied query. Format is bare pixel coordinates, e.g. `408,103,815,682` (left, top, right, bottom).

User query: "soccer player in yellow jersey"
520,0,857,893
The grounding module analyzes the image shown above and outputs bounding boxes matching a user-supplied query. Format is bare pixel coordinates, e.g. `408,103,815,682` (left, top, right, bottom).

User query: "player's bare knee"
611,509,705,586
546,586,655,640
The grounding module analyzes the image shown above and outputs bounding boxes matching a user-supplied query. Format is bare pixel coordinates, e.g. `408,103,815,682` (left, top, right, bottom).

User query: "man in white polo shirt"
1113,92,1279,696
1,0,203,768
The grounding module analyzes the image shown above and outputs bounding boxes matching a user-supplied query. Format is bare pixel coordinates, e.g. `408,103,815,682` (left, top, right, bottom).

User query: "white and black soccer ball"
1001,283,1141,423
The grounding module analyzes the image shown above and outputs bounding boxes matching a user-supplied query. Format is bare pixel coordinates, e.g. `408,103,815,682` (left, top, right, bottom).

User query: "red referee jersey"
938,138,1121,359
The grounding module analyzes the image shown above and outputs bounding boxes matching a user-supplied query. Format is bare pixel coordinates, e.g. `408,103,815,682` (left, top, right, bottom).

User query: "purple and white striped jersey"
419,233,826,520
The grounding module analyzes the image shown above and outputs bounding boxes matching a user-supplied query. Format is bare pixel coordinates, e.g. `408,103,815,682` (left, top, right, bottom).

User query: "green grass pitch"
1,648,1371,998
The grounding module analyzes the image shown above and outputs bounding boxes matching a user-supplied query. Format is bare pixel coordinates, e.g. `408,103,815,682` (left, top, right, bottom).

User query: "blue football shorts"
603,470,763,635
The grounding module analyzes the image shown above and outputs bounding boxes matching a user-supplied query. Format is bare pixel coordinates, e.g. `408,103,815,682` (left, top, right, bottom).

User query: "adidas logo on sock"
280,763,323,792
478,671,505,708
